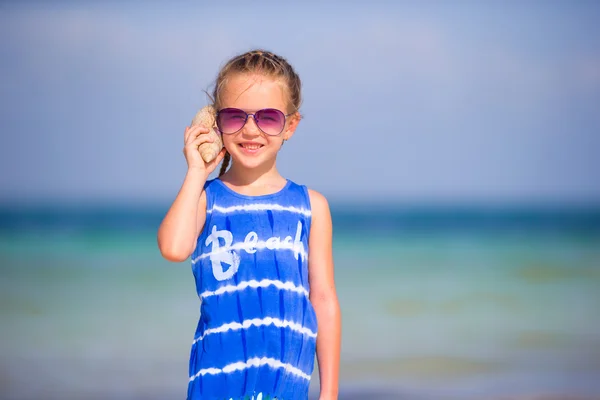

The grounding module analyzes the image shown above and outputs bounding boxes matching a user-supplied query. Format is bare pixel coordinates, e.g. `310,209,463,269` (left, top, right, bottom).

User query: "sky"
0,2,599,206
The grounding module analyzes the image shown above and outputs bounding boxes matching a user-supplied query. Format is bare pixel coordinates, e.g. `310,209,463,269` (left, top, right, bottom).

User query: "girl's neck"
221,160,286,189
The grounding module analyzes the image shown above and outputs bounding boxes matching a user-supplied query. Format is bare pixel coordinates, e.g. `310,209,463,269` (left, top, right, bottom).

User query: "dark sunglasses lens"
255,109,285,135
217,108,247,134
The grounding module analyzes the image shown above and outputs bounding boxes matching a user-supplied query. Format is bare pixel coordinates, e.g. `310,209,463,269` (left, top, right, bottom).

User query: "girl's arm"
157,168,208,262
308,189,341,400
157,125,225,262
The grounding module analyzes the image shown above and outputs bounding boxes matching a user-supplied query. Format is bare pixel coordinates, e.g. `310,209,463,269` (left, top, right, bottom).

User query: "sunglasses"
216,108,293,136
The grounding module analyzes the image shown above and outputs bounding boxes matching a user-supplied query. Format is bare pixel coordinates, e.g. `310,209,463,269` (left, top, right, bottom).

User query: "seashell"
190,105,223,163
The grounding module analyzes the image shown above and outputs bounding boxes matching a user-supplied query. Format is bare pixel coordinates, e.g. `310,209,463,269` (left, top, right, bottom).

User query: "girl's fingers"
213,148,227,166
186,130,213,146
184,125,210,143
206,148,227,173
184,126,192,143
214,148,227,164
188,133,215,148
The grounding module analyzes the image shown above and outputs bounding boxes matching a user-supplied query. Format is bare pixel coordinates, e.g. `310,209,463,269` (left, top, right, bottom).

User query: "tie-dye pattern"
187,179,317,400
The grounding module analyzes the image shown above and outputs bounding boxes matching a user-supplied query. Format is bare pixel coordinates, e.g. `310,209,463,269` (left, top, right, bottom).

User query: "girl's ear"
283,112,301,141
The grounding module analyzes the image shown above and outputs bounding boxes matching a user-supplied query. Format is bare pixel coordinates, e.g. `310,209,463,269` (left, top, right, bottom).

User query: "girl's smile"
238,141,264,154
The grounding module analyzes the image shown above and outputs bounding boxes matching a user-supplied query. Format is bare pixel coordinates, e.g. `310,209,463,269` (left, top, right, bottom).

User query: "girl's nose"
242,115,261,136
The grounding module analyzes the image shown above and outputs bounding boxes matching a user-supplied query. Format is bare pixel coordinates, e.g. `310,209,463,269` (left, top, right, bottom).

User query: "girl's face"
218,73,299,171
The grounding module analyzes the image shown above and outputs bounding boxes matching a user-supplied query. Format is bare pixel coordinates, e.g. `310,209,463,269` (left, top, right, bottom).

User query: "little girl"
157,50,341,400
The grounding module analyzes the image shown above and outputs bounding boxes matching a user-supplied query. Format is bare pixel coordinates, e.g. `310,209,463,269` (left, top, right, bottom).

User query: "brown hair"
212,49,302,176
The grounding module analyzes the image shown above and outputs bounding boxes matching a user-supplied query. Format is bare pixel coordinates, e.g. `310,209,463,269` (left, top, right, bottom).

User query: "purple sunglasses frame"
216,108,295,136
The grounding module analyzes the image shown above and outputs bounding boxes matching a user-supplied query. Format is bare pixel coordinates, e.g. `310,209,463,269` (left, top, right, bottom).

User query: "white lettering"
293,221,303,260
244,231,258,253
205,225,240,281
203,222,306,280
265,236,280,250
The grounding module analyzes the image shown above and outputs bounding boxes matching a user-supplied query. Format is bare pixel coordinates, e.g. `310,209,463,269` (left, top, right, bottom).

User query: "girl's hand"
183,125,226,177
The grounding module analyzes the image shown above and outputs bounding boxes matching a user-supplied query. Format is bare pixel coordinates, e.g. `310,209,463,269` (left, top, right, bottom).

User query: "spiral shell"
190,105,223,163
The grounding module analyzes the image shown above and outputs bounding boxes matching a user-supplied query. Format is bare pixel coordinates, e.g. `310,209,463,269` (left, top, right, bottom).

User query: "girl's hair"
213,49,302,176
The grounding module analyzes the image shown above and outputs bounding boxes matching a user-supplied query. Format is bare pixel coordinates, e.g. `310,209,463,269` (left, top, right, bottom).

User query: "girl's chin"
229,152,275,170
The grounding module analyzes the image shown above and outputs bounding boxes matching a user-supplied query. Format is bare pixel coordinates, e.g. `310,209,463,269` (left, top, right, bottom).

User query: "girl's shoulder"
203,177,220,189
284,180,328,206
287,181,330,219
305,188,330,217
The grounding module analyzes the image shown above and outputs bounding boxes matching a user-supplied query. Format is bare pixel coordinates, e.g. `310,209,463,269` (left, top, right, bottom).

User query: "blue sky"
1,2,599,205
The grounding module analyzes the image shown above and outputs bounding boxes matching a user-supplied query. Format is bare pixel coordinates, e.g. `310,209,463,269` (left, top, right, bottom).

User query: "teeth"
242,144,261,150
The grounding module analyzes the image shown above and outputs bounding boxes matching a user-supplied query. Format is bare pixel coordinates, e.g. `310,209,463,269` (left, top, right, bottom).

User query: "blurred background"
1,2,599,399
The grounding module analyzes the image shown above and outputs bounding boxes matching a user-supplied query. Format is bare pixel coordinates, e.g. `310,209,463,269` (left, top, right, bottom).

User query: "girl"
157,50,341,400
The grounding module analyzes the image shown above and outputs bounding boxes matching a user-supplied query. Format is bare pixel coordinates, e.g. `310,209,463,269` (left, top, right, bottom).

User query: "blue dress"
187,178,318,400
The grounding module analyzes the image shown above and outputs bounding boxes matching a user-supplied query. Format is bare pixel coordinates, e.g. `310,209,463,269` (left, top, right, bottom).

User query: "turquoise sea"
1,204,599,399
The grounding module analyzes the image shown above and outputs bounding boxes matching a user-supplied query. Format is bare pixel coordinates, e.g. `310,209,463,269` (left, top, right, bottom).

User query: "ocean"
1,204,599,399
